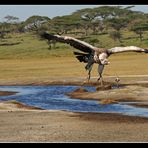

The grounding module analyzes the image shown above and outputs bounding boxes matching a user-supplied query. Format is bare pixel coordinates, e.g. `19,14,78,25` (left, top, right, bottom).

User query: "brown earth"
0,77,148,142
0,91,18,96
0,101,148,142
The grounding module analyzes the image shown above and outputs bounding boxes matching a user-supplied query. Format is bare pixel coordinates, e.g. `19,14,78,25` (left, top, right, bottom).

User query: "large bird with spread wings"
40,32,148,85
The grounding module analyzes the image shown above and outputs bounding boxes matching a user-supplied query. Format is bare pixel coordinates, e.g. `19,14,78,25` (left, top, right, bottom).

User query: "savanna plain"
0,32,148,142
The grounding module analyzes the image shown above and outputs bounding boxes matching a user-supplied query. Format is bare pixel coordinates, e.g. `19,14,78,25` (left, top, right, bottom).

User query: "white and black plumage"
40,32,148,85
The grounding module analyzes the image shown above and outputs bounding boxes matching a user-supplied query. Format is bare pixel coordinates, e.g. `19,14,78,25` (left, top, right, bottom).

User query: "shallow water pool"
0,85,148,118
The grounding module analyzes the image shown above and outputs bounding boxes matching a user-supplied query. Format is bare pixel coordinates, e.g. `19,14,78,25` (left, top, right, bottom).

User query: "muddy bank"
0,91,18,96
129,103,148,108
0,78,115,87
0,75,148,86
0,100,43,111
66,84,148,108
0,78,148,108
0,83,148,142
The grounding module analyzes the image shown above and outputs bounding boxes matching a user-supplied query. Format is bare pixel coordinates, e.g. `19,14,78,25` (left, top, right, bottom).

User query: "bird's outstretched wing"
40,32,96,53
107,46,148,54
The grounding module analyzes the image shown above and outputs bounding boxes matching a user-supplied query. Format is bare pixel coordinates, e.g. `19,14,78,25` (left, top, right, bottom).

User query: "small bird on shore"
115,76,120,88
40,32,148,86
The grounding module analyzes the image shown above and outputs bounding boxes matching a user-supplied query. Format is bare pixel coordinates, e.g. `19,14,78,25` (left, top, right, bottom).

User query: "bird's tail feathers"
74,52,89,63
73,51,94,70
73,51,86,55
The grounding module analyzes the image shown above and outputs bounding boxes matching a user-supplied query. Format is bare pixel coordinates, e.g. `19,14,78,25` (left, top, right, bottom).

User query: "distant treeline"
0,6,148,42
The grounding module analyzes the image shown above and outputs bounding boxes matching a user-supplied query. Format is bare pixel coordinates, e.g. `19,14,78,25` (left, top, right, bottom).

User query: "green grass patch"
0,31,147,60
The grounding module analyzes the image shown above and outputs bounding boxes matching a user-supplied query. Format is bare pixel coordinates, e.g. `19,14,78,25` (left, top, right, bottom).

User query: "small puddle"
0,85,148,118
111,84,125,89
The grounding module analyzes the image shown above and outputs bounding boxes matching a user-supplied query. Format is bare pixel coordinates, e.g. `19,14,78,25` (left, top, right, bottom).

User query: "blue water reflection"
0,85,148,118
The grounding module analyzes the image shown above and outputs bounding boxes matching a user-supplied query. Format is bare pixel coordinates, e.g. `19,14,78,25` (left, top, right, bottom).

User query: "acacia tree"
24,15,50,31
106,17,129,31
2,15,20,33
109,31,122,43
131,23,148,41
4,15,19,24
106,17,129,43
72,8,97,36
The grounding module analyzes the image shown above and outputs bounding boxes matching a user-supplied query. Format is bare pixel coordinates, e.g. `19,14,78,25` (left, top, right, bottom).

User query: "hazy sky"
0,5,148,22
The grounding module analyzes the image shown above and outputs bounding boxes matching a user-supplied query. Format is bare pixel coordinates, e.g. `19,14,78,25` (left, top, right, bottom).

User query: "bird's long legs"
86,65,93,82
97,74,104,86
97,64,104,87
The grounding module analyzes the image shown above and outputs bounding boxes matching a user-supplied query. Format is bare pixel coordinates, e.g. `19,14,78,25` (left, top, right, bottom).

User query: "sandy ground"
0,101,148,142
0,76,148,142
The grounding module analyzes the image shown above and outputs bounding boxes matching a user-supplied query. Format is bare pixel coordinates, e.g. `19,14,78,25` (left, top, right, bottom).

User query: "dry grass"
0,52,148,83
0,57,84,82
106,52,148,75
0,32,147,83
